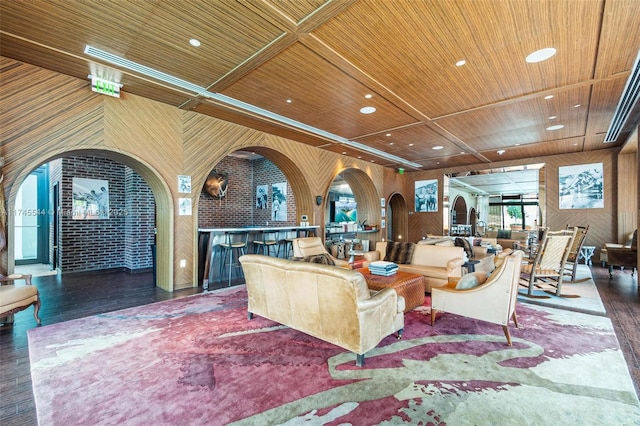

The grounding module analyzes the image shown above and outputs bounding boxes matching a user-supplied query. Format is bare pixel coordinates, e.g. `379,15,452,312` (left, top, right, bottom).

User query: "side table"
579,245,596,265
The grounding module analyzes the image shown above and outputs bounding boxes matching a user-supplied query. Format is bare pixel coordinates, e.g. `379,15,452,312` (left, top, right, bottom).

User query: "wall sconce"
315,195,322,205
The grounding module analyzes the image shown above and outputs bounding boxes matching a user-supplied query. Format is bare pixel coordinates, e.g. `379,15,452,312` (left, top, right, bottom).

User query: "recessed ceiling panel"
313,0,600,118
221,42,418,138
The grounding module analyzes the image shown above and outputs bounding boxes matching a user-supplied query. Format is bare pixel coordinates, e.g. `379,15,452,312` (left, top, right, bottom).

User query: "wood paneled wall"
405,149,626,262
0,57,386,290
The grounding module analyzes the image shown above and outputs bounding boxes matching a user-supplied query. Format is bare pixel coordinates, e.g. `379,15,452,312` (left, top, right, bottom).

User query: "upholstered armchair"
0,273,41,326
290,237,350,267
431,250,524,345
607,230,637,277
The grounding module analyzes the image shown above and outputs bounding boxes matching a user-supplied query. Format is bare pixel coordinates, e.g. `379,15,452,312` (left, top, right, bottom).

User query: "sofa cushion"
301,253,336,265
384,241,415,264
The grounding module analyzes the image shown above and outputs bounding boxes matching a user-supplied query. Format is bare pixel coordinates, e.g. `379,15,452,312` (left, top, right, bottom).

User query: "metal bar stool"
253,230,278,256
219,230,248,286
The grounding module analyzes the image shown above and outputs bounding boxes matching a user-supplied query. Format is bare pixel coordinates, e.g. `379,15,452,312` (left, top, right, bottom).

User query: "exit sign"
91,76,121,98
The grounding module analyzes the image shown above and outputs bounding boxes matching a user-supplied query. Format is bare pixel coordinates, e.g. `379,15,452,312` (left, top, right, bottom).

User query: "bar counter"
197,226,319,287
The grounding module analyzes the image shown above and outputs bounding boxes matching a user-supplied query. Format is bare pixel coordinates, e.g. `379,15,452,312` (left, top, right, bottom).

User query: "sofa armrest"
446,257,465,273
359,288,405,315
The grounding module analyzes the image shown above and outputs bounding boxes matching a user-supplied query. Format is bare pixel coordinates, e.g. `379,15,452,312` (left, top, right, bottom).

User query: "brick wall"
59,156,154,272
124,167,154,272
198,156,296,228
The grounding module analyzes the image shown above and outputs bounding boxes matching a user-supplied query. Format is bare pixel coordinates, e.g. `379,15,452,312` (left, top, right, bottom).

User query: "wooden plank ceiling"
1,0,639,171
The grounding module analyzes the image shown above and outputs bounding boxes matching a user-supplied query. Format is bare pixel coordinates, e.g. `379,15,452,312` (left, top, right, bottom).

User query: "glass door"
14,166,49,264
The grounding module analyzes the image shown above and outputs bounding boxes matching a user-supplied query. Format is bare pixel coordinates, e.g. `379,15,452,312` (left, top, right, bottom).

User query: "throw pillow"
455,273,479,290
384,241,399,262
454,237,475,259
301,253,336,266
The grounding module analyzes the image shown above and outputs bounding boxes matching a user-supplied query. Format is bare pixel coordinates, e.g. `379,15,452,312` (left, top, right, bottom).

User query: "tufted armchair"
607,230,637,277
1,273,41,326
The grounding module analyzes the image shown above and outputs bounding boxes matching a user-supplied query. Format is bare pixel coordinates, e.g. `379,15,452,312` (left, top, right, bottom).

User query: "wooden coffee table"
357,268,425,312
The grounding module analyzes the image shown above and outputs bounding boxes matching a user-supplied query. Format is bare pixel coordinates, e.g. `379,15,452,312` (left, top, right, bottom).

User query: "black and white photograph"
271,182,287,221
415,179,438,212
178,198,192,216
559,163,604,209
256,184,268,209
72,177,109,220
178,175,191,194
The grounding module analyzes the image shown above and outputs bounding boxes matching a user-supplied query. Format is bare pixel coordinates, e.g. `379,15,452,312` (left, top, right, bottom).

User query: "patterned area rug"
28,285,639,425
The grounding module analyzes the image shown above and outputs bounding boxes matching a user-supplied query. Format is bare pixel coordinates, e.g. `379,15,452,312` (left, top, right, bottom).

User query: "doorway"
14,165,49,266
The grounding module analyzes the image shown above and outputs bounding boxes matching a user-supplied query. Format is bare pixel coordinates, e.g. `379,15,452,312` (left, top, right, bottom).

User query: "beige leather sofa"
484,230,530,250
364,242,465,292
239,254,405,367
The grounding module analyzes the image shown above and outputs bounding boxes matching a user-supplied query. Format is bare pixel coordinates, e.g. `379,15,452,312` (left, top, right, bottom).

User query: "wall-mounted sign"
91,76,121,98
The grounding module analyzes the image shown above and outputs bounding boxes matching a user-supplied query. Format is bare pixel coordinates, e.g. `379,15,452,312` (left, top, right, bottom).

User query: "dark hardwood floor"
1,265,638,425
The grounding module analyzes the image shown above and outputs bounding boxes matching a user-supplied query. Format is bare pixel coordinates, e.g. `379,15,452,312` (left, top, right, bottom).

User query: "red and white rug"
28,285,639,425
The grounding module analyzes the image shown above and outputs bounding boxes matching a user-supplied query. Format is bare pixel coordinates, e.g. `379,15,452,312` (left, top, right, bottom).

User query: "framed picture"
178,175,191,194
559,163,604,209
272,182,287,221
381,219,386,228
415,179,438,212
256,184,268,209
178,198,192,216
380,197,386,207
72,178,109,220
381,208,386,217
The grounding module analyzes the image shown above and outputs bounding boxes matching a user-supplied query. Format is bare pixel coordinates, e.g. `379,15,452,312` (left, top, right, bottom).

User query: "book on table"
368,261,398,276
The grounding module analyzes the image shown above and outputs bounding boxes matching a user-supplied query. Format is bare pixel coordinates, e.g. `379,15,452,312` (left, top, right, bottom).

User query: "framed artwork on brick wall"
72,177,109,220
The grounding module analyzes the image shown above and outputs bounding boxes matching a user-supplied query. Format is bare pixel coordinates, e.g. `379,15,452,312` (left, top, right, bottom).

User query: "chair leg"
511,311,519,328
502,325,512,346
430,309,437,326
33,297,42,325
356,353,365,367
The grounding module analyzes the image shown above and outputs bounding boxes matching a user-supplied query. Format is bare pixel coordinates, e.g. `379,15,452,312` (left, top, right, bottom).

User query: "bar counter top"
198,225,319,233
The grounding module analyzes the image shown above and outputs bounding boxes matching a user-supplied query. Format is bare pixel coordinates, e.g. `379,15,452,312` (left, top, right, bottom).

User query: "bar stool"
278,229,297,258
219,230,248,286
253,230,278,256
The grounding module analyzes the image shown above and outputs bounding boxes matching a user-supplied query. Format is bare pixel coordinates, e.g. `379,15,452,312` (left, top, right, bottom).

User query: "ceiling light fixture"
574,104,581,108
364,94,373,99
360,106,376,114
189,39,201,47
549,115,557,119
286,99,292,103
544,95,554,100
432,145,444,150
546,124,564,131
526,47,556,63
455,60,466,67
497,149,506,155
83,45,422,169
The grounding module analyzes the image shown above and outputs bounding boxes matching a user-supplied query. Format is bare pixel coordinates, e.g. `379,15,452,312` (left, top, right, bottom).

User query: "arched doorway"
5,150,173,290
451,195,469,236
387,193,408,242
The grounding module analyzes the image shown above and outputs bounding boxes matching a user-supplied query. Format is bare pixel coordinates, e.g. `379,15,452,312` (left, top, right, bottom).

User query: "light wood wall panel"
1,57,389,289
405,149,620,263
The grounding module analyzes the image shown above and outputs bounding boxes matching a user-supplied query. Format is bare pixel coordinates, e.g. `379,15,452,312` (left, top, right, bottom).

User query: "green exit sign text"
91,77,121,98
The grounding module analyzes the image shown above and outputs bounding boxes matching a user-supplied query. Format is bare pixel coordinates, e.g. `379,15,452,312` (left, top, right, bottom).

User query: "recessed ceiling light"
574,104,581,108
432,145,444,150
497,149,506,155
546,124,565,131
357,156,362,159
408,143,414,147
370,160,375,162
549,115,557,119
544,95,554,100
360,106,376,114
189,38,201,47
460,151,465,154
364,94,373,99
456,59,466,67
436,161,440,165
389,142,394,145
386,133,391,136
286,99,292,103
526,47,556,63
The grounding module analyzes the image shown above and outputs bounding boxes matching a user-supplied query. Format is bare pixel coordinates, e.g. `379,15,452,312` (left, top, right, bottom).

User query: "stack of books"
368,261,398,276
